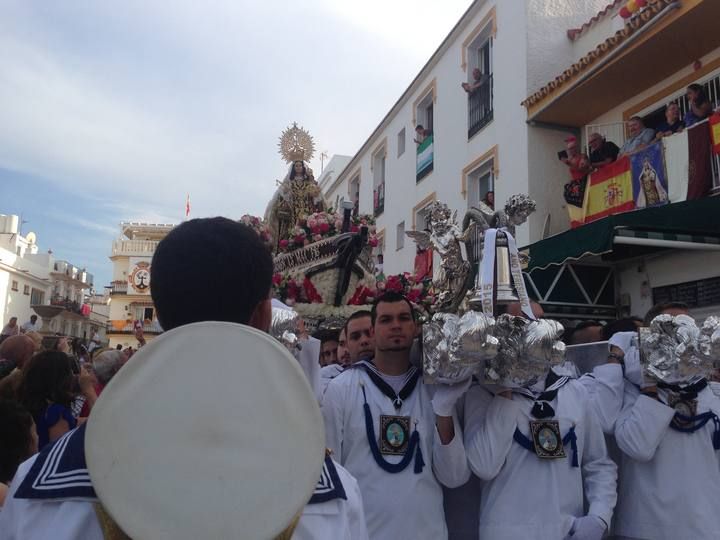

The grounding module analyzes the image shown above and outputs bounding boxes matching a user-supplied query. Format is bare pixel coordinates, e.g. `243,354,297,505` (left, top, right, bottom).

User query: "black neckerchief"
513,370,570,419
352,359,420,410
658,378,708,400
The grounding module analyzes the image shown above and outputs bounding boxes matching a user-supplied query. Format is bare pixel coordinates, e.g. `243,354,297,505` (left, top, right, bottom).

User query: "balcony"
373,182,385,217
468,74,493,139
51,261,93,289
416,134,434,182
111,239,159,257
106,320,163,335
108,281,128,295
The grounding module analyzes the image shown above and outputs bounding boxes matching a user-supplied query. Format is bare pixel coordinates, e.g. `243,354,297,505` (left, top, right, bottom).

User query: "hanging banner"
630,142,669,209
584,156,634,223
128,257,152,295
709,113,720,155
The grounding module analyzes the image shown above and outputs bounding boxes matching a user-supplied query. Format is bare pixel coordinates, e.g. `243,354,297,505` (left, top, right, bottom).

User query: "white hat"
86,322,325,539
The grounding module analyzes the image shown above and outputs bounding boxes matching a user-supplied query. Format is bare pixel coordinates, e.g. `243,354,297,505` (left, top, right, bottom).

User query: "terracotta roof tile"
566,0,624,41
522,0,674,109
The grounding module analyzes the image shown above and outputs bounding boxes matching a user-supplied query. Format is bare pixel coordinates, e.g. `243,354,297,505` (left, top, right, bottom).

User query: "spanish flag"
709,113,720,155
584,156,634,223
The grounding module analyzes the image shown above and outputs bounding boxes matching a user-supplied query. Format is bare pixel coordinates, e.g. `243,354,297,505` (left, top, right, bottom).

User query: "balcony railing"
109,281,128,294
373,182,385,217
468,74,493,139
50,295,90,317
112,239,159,257
106,320,162,334
416,134,434,182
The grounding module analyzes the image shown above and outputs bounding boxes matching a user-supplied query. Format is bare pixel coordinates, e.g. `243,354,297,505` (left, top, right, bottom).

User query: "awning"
523,197,720,272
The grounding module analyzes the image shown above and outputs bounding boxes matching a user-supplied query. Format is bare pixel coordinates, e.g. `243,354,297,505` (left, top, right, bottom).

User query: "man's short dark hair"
644,301,689,326
30,315,37,322
343,310,372,335
602,318,640,341
151,217,273,331
0,400,34,483
629,115,645,125
371,292,416,326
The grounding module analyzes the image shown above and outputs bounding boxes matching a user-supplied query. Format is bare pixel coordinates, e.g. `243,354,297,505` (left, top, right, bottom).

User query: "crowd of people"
0,217,718,539
560,83,717,215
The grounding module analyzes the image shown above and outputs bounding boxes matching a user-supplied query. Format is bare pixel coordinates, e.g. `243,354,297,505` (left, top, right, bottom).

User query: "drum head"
86,322,325,539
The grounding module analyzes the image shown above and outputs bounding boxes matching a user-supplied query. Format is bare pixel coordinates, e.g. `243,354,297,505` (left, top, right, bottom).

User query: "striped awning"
613,228,720,245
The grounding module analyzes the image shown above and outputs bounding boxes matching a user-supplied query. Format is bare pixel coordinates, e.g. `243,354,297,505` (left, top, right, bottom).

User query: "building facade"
106,222,173,349
322,0,720,322
0,214,102,340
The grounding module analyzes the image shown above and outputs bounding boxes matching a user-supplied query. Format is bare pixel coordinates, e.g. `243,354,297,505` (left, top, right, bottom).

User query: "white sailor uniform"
613,378,720,540
319,363,344,403
0,425,369,540
463,377,617,540
321,360,469,540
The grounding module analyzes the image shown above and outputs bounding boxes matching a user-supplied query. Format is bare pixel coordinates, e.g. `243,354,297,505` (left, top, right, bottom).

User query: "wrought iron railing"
468,74,493,139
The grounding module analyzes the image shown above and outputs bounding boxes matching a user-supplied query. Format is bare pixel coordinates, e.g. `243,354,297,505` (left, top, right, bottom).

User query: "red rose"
279,239,289,249
272,274,282,286
320,222,330,233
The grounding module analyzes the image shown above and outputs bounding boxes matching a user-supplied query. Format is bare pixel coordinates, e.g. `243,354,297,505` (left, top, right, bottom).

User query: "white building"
323,0,720,322
0,214,102,340
106,222,173,349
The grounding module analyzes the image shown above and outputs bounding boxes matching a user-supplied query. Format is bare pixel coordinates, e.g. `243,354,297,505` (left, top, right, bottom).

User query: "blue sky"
0,0,471,287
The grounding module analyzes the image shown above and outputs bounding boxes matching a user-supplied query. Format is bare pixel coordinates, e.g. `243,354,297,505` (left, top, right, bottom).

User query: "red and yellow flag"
584,156,634,223
709,113,720,155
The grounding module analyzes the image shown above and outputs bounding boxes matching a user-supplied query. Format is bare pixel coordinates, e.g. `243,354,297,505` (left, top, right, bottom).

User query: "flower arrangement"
376,272,436,312
239,215,273,250
278,209,379,252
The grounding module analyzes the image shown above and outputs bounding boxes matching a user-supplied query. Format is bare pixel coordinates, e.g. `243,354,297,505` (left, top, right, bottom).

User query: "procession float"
258,124,720,397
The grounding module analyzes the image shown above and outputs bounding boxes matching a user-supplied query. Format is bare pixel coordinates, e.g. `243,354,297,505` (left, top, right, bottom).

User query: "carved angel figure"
405,201,476,312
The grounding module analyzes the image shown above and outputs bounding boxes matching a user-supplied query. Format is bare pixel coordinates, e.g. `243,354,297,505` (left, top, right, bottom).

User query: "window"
23,285,30,295
467,159,495,209
349,175,361,216
373,151,386,217
466,29,494,138
31,288,45,305
11,280,18,291
416,93,435,182
397,128,406,157
396,221,405,250
415,205,433,232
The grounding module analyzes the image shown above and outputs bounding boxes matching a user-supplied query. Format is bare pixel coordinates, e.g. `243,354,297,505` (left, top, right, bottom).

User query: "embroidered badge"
379,415,410,456
530,420,566,459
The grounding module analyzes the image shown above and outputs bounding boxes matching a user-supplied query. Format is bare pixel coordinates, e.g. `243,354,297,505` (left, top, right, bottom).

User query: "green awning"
523,197,720,272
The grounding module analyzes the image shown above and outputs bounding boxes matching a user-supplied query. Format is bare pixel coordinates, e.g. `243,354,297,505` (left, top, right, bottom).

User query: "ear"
248,298,272,333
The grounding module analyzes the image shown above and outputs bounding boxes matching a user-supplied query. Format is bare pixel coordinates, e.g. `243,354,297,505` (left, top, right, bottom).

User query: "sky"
0,0,472,287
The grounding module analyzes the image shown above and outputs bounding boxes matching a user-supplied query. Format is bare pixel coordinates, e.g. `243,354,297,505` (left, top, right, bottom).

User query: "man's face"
320,340,339,366
337,330,351,366
628,119,642,137
472,68,481,80
346,316,375,362
589,135,602,151
9,318,17,327
666,104,679,122
566,141,578,157
373,301,416,353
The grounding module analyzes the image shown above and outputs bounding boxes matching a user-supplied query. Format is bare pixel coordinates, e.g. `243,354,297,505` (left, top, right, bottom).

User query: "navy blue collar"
308,455,347,504
15,423,97,501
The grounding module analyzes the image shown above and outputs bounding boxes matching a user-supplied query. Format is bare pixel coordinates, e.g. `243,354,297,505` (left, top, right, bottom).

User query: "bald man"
0,335,36,400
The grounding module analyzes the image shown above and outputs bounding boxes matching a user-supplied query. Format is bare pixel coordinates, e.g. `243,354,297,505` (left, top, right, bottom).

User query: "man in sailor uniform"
0,217,368,540
322,291,470,540
463,369,617,540
613,354,720,539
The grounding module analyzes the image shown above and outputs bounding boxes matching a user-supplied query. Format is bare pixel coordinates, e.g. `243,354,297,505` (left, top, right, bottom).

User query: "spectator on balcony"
618,116,655,157
482,190,495,209
561,136,591,210
375,253,384,277
684,83,712,127
414,125,430,145
655,102,685,139
588,133,620,168
20,316,40,334
0,318,20,343
461,68,487,94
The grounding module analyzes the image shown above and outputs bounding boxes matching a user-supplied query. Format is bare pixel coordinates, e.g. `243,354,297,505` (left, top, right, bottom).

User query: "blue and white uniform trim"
308,454,347,504
15,423,97,501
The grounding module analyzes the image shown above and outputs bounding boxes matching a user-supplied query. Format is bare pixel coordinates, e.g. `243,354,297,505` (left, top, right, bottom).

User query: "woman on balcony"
684,84,712,127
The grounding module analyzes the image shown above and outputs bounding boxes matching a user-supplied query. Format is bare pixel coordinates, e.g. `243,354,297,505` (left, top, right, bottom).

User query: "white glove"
623,347,645,387
431,378,472,417
562,515,606,540
608,331,635,354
